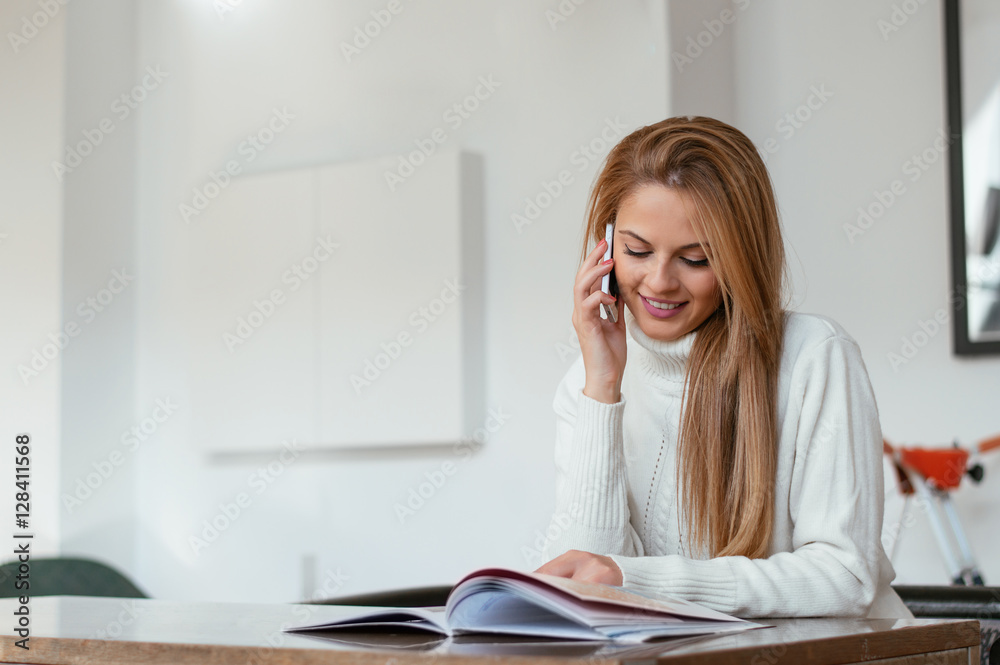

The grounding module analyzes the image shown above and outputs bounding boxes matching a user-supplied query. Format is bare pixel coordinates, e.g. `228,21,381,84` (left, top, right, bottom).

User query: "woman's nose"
645,261,680,293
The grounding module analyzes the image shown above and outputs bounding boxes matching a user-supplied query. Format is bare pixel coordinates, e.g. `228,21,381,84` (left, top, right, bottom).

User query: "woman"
534,116,911,618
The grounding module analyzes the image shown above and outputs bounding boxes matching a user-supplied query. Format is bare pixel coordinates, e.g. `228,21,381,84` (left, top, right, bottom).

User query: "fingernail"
601,258,613,265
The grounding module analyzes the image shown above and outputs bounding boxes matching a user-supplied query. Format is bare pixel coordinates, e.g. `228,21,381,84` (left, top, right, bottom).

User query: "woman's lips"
642,295,684,304
641,295,687,319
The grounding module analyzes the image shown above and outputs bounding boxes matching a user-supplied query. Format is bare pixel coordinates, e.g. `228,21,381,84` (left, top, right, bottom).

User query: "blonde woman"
535,116,912,618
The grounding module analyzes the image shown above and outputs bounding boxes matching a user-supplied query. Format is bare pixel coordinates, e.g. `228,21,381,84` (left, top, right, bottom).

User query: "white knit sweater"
542,306,912,619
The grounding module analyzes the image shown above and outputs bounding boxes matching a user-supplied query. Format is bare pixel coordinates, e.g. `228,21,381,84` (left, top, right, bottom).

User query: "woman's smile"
640,296,687,318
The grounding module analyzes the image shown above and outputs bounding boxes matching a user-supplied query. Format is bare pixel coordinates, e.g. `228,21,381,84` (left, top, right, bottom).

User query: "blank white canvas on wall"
185,151,484,452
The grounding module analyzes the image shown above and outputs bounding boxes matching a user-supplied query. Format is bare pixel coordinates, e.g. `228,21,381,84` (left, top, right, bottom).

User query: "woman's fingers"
534,550,584,577
574,257,615,305
574,292,616,333
574,556,623,586
534,550,623,585
581,289,615,312
589,238,609,260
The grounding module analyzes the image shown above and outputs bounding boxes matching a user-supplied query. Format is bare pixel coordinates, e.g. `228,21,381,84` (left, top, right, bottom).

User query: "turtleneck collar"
624,305,696,387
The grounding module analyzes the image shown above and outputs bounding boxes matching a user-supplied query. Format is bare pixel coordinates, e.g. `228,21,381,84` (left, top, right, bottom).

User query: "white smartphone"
600,223,618,322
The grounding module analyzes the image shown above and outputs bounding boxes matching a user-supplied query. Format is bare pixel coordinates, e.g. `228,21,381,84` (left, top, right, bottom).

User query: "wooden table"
0,596,981,664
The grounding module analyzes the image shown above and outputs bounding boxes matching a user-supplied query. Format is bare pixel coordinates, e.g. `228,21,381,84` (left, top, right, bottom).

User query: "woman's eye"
681,257,710,267
622,247,708,266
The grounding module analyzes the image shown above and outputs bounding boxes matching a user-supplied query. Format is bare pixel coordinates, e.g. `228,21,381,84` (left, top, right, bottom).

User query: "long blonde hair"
579,116,790,559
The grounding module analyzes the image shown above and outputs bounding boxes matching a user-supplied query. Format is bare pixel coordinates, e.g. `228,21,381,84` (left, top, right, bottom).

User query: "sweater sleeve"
539,356,644,562
607,334,889,618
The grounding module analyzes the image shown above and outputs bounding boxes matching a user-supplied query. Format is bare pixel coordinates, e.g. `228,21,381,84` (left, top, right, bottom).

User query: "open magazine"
286,567,761,644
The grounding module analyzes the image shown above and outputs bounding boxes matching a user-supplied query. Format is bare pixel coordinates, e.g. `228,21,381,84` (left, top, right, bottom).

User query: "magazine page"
595,620,761,643
285,607,451,636
297,631,727,659
448,575,684,631
453,567,747,623
445,585,609,641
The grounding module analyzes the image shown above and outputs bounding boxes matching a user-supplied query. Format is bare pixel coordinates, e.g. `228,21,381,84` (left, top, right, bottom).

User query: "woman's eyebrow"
617,229,707,251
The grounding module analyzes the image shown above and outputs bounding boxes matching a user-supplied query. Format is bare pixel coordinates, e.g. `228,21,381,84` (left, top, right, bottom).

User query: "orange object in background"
882,434,997,586
898,448,969,490
979,434,1000,454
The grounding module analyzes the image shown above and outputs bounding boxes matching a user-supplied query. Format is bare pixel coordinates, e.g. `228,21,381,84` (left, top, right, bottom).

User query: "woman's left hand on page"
533,549,623,585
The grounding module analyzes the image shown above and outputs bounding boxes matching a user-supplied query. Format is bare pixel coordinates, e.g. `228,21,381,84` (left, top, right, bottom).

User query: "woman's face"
613,184,722,342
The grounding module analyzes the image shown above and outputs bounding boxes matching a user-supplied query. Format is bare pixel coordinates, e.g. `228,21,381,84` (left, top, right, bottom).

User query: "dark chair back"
0,557,147,599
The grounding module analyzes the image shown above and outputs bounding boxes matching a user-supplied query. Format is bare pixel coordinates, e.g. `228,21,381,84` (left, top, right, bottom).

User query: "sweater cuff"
608,554,738,614
565,390,626,529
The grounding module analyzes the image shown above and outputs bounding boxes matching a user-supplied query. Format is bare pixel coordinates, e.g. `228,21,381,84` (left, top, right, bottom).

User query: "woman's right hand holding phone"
573,237,626,404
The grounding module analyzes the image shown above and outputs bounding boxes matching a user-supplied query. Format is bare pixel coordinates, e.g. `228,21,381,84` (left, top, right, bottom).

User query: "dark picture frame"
944,0,1000,354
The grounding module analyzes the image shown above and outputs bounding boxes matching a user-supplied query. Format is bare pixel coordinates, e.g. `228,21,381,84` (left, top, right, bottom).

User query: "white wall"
0,0,66,560
668,0,737,124
59,0,140,577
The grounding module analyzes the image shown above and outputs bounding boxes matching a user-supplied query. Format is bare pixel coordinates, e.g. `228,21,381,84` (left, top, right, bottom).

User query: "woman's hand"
534,549,624,586
573,236,626,404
